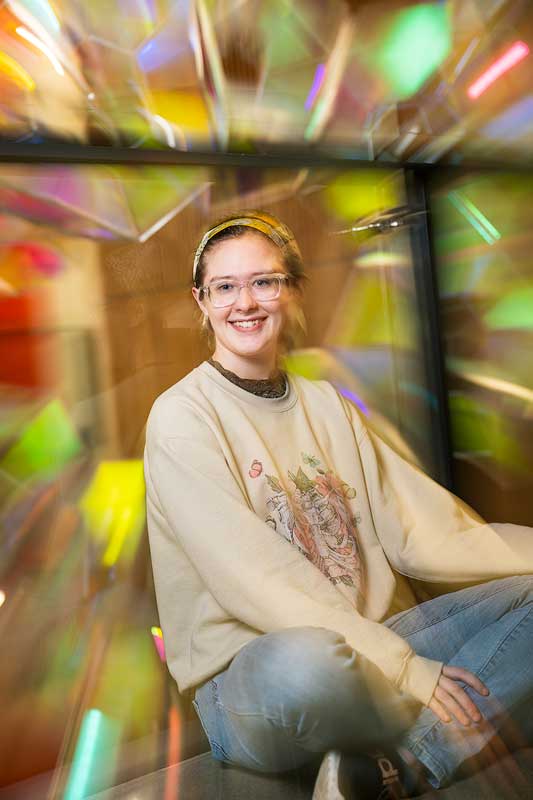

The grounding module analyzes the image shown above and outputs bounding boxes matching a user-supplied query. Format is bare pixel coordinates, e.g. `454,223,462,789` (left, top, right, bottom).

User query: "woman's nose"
235,284,257,309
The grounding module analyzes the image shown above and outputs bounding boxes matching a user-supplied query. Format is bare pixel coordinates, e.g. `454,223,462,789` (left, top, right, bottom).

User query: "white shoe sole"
312,750,344,800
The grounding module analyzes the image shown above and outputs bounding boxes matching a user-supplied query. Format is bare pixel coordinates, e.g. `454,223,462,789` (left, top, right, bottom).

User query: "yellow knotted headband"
192,213,300,282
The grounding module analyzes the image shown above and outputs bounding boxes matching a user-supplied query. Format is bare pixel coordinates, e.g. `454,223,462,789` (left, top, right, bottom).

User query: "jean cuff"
402,727,449,789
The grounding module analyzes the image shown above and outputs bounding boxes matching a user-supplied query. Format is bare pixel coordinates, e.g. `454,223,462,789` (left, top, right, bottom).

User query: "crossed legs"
193,576,533,787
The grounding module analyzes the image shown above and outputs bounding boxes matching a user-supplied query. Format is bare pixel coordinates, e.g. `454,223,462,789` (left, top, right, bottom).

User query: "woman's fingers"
442,665,489,697
440,676,483,722
434,681,477,726
428,696,451,724
429,665,490,726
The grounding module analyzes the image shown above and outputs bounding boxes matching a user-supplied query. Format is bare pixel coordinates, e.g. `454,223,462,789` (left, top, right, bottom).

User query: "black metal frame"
404,167,453,488
1,141,532,171
0,141,408,167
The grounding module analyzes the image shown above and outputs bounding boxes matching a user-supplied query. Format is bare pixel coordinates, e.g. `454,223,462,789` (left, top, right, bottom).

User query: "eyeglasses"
200,273,289,308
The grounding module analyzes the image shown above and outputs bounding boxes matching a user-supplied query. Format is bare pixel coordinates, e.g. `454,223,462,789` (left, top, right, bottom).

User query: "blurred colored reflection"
325,171,399,222
80,460,146,568
0,1,532,165
374,2,452,99
0,164,210,240
1,399,82,482
63,710,122,800
430,172,533,525
151,626,166,663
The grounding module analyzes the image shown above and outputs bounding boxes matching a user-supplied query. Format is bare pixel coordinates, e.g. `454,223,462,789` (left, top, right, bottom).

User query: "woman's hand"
429,665,489,726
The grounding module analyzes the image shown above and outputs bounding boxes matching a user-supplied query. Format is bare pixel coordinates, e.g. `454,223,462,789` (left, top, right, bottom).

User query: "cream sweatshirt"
144,361,533,706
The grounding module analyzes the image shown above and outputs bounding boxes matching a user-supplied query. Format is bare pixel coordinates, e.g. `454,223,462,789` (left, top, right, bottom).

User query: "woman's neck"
211,348,279,380
208,358,287,398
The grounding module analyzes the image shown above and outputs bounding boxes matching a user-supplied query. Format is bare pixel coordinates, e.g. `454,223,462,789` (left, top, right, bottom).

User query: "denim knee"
223,626,360,717
219,627,405,757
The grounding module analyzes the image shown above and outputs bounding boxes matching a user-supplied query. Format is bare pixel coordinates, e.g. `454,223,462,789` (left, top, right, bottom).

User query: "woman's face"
193,232,293,373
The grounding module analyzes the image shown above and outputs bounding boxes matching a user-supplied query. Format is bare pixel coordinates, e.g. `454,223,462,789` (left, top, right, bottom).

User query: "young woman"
144,211,533,800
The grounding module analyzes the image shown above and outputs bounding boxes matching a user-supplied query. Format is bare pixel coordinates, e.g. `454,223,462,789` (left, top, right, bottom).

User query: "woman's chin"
233,341,269,358
227,327,274,352
224,335,277,362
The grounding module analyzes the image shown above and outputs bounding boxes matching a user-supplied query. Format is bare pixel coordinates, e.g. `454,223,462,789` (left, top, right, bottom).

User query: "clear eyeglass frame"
200,273,289,308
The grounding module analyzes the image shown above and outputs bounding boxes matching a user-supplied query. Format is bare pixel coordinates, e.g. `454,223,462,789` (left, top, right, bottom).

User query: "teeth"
232,320,262,329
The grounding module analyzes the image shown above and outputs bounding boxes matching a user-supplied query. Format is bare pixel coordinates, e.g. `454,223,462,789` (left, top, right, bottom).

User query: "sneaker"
312,750,408,800
312,751,343,800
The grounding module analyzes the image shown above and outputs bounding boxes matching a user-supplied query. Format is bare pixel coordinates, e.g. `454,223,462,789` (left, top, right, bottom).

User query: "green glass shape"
377,3,452,98
0,399,82,482
485,287,533,331
448,392,527,473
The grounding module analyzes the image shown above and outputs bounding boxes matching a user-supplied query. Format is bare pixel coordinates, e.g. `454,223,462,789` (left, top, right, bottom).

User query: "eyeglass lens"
210,276,282,307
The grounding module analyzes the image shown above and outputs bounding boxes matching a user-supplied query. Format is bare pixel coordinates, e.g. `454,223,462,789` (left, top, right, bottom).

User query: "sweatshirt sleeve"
145,399,442,706
342,400,533,584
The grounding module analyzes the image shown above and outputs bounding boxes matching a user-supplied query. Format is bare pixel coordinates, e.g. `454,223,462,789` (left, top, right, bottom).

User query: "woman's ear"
192,286,208,317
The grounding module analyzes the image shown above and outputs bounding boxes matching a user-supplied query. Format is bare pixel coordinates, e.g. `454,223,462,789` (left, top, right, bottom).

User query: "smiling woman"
191,211,306,379
144,210,533,800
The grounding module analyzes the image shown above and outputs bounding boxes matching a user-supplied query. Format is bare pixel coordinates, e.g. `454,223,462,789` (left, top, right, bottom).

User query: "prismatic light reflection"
467,41,530,100
448,191,501,246
79,460,146,568
15,25,65,76
376,3,451,98
151,626,167,662
0,49,35,90
63,709,121,800
305,63,326,111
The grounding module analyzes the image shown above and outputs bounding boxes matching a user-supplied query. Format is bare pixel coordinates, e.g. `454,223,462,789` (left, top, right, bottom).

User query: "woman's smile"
229,317,267,332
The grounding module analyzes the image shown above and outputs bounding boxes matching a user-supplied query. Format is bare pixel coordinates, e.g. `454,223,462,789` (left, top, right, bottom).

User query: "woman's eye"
216,283,234,293
254,278,272,288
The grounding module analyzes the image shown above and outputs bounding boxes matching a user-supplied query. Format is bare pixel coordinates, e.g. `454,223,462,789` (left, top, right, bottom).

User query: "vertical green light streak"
63,709,104,800
63,709,120,800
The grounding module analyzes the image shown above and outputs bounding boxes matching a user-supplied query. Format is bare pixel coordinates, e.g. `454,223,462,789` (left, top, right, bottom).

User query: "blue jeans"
193,576,533,787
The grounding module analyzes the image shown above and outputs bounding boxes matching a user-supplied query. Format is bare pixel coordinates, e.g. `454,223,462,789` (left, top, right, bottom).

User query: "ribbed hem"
397,654,443,706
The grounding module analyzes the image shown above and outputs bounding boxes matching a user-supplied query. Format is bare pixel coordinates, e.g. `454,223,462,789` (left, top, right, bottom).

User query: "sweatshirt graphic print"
261,452,364,597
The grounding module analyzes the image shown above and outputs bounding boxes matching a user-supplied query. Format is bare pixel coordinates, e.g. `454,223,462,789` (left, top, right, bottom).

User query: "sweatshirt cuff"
397,654,443,706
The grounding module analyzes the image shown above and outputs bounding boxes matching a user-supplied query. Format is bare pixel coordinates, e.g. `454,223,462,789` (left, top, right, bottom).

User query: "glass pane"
430,170,533,525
